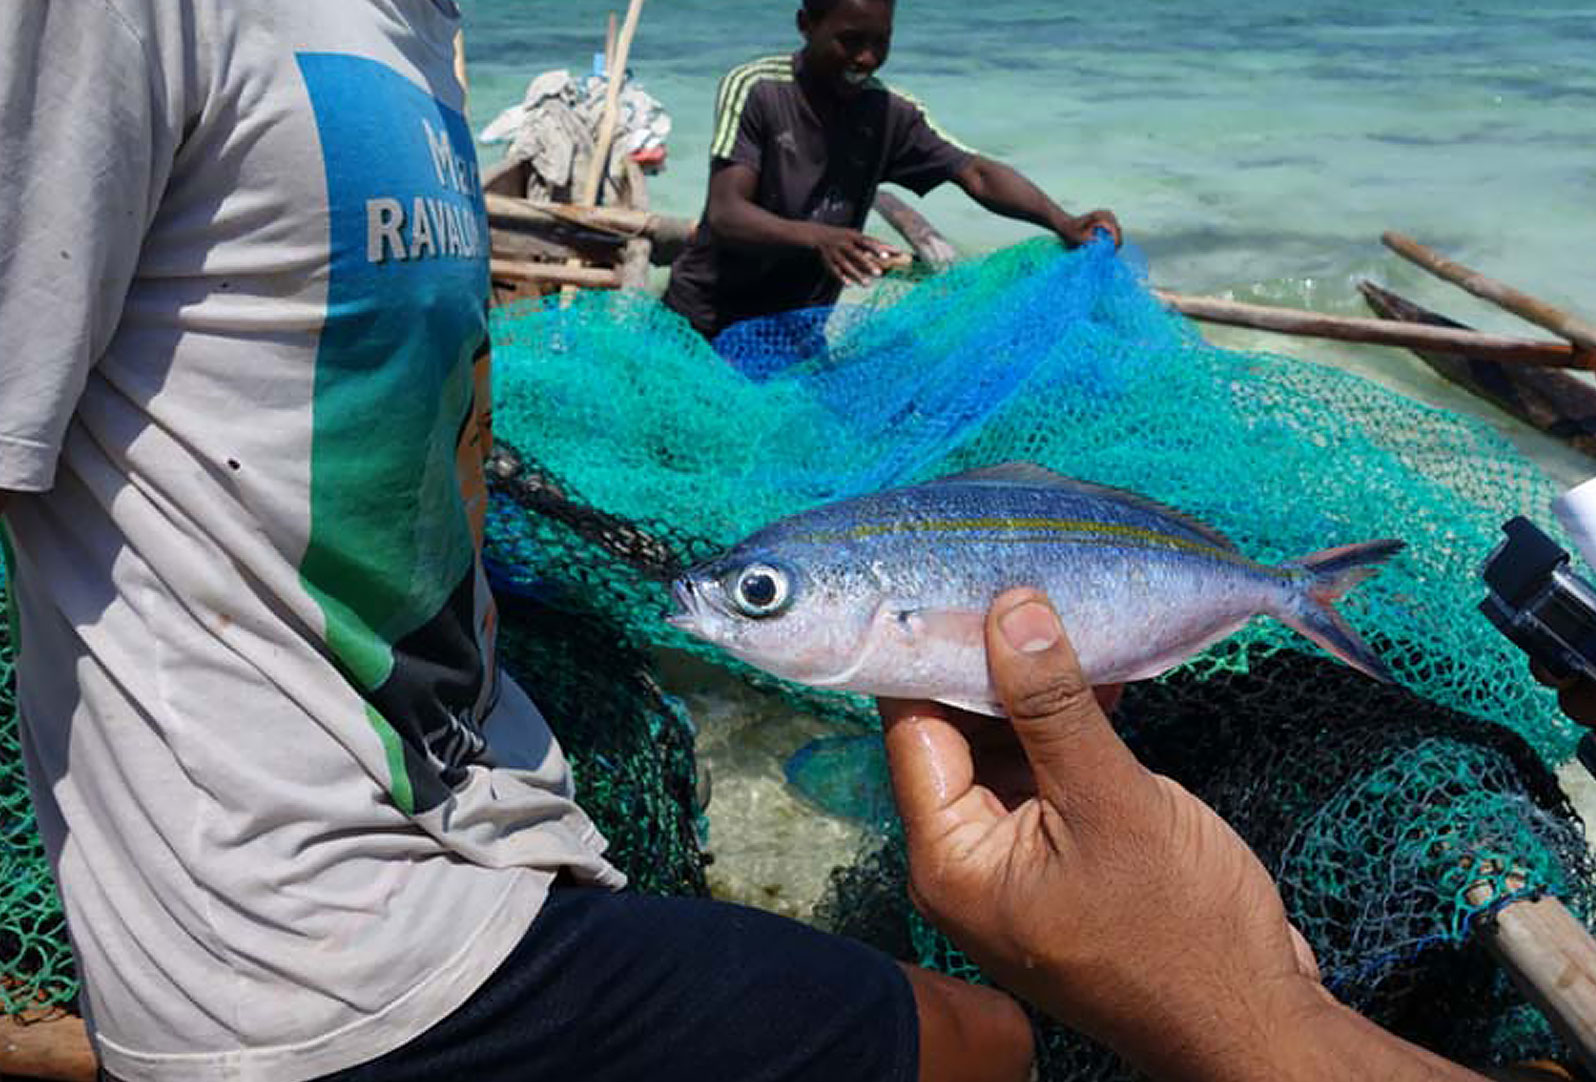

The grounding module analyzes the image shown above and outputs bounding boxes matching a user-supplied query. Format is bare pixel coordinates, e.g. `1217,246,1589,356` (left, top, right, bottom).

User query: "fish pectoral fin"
932,694,1006,718
891,606,986,647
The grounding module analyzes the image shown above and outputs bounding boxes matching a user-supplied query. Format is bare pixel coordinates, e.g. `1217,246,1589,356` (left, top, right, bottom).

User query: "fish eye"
732,564,792,618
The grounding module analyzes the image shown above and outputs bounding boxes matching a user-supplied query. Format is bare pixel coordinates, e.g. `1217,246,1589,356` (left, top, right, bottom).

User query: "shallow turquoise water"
459,1,1592,312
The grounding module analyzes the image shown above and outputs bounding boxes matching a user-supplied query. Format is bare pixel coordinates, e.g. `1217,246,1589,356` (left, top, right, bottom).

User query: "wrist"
1114,974,1342,1082
794,220,827,250
1138,981,1481,1082
1048,210,1079,237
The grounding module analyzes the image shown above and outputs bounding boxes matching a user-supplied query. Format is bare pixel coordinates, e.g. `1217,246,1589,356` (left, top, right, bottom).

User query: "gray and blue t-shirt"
0,3,620,1079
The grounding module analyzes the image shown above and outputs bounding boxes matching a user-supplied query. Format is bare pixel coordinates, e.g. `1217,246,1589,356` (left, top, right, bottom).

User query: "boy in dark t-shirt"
664,0,1122,340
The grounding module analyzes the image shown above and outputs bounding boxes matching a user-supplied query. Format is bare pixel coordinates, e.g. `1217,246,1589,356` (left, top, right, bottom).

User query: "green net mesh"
0,571,80,1016
479,239,1593,1071
848,649,1595,1076
493,595,710,899
487,239,1580,761
2,239,1592,1074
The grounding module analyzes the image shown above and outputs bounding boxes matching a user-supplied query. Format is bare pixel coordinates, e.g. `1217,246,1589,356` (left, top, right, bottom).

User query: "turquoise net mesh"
2,239,1591,1074
0,566,80,1016
487,238,1578,761
481,238,1593,1072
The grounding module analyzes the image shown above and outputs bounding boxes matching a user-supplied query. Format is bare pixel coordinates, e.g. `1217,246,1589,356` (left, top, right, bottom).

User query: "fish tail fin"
1278,540,1406,682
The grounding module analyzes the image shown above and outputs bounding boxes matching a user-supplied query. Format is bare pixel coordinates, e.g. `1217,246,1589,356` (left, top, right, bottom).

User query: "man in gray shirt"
664,0,1121,340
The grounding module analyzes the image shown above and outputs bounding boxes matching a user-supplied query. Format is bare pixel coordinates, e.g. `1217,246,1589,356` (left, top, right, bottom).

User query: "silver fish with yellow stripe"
668,463,1404,714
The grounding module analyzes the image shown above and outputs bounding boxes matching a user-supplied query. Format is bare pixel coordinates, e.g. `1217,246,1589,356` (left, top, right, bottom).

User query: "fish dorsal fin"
941,462,1075,487
936,462,1239,552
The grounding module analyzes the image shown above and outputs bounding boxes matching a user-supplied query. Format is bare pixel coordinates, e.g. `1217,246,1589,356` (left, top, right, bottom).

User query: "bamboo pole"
0,1012,97,1081
562,0,646,304
604,13,618,76
491,259,622,291
577,0,644,208
1156,290,1586,368
1382,232,1596,357
1475,895,1596,1077
873,190,958,271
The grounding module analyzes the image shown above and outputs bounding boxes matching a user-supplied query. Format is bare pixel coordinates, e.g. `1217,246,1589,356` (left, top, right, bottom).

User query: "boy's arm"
951,156,1122,248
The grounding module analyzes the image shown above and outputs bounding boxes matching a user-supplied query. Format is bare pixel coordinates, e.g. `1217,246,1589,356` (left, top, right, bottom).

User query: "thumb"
987,589,1153,811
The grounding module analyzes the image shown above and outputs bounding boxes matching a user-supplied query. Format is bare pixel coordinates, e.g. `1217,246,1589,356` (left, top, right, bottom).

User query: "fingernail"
999,600,1060,654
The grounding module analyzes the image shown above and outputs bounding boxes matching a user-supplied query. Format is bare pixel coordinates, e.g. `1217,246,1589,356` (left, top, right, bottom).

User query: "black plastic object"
1481,517,1596,685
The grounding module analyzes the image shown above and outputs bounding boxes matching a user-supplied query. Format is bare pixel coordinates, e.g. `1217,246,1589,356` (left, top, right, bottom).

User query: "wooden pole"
0,1012,97,1081
485,194,692,255
492,259,622,291
562,0,646,304
618,158,654,291
1155,290,1586,368
452,28,469,102
488,193,641,236
872,190,958,271
1475,895,1596,1077
577,0,645,208
604,13,618,77
1382,232,1596,356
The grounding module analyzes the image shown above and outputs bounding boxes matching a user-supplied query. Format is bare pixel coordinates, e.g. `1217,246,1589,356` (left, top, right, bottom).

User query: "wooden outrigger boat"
1155,231,1596,461
478,0,695,305
482,155,691,304
1359,280,1596,458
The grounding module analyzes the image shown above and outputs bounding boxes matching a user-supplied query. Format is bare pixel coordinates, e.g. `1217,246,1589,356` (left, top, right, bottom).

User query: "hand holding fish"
881,589,1491,1082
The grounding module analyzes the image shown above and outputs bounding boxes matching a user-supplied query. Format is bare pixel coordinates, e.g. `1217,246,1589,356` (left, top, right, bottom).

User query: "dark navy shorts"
319,886,919,1082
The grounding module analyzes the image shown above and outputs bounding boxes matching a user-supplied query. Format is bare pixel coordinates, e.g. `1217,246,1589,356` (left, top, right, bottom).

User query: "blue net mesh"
488,237,1579,760
481,238,1593,1072
3,237,1591,1075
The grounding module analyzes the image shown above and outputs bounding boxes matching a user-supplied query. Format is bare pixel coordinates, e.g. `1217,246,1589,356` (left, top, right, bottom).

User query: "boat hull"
1359,280,1596,458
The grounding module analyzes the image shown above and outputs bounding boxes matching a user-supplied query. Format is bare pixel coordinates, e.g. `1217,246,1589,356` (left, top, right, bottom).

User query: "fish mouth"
666,577,701,632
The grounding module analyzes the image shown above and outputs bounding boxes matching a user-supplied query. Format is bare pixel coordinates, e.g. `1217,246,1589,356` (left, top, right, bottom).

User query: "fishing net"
818,650,1592,1078
488,238,1580,760
0,569,80,1017
493,594,710,899
479,237,1592,1072
2,236,1591,1074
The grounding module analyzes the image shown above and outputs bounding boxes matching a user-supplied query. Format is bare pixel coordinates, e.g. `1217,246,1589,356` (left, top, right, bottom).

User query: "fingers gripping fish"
668,463,1404,715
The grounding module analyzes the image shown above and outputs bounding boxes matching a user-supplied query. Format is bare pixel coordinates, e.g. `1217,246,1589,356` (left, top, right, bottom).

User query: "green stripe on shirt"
880,83,980,156
714,55,787,116
712,56,794,159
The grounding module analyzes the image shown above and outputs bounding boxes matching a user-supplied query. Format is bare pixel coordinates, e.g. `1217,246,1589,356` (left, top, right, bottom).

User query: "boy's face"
798,0,894,98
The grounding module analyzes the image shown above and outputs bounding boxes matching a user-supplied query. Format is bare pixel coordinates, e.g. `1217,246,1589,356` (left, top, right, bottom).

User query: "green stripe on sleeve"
714,55,788,117
711,57,793,159
884,84,980,155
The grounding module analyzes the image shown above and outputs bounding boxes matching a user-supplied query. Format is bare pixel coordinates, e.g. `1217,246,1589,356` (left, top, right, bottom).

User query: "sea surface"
457,0,1596,908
